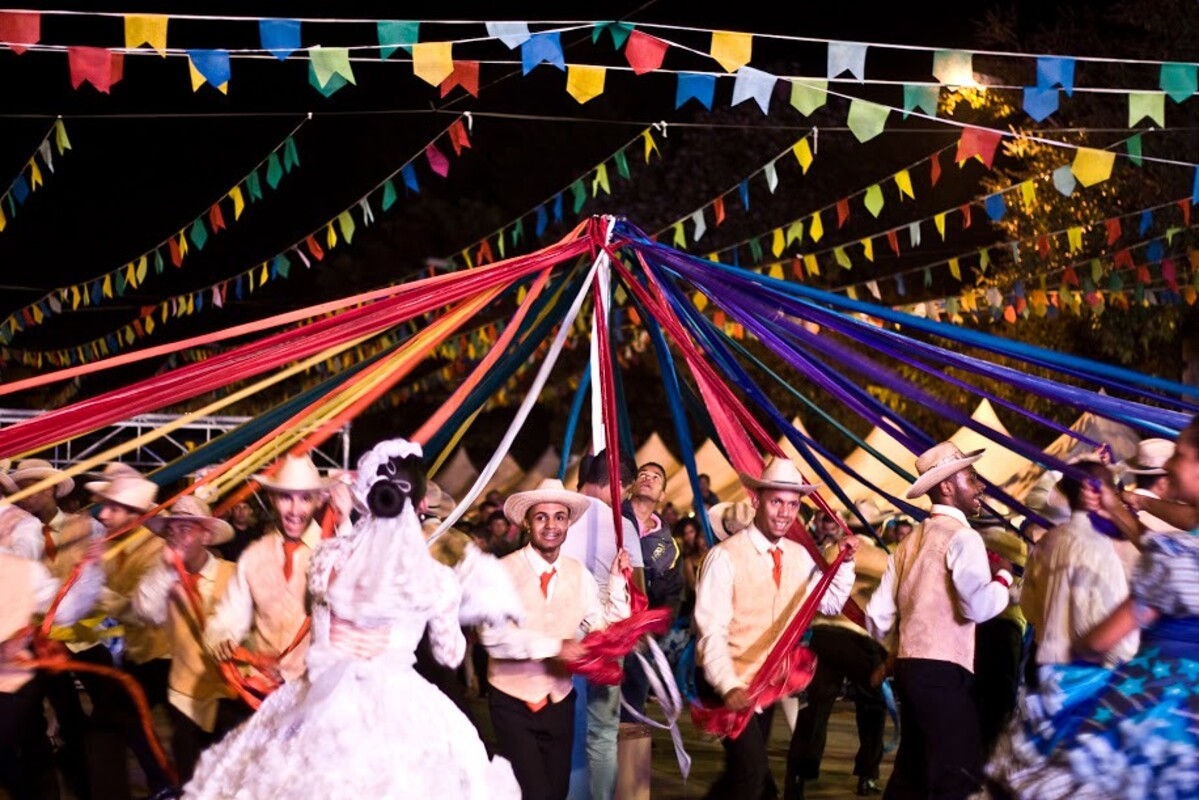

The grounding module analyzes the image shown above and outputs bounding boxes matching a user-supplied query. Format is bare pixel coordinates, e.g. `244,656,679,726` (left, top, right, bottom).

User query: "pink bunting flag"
68,47,124,93
624,30,667,75
425,143,449,177
0,11,39,54
955,126,1002,168
439,60,480,98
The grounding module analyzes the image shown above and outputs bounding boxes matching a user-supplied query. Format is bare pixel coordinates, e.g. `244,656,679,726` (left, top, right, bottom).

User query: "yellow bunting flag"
125,14,168,56
592,163,610,195
229,186,245,220
672,222,685,247
792,139,814,173
692,291,708,311
0,208,6,233
769,227,785,257
188,59,229,94
786,220,803,246
934,212,947,239
895,169,914,200
412,42,454,86
808,210,824,243
642,129,659,162
566,64,605,103
326,222,338,249
1071,147,1116,187
710,31,752,72
861,238,874,262
101,275,113,299
1067,226,1083,253
55,120,71,152
29,160,42,189
1020,180,1036,207
804,253,819,276
310,46,356,88
833,246,852,269
768,262,784,280
948,258,961,280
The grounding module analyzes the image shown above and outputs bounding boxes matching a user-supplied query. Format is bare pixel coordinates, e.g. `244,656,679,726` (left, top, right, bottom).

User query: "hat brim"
738,473,820,495
504,490,590,527
10,467,74,498
146,513,234,545
1123,464,1168,476
83,480,156,513
252,473,335,493
706,502,738,542
905,449,984,499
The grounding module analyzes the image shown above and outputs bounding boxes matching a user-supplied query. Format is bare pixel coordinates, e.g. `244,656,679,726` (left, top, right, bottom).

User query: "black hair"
583,449,637,486
1133,472,1166,491
366,453,427,518
639,461,667,479
486,510,508,525
1058,460,1112,511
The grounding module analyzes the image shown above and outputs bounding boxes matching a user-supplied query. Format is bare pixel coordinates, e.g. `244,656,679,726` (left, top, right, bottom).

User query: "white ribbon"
618,634,692,780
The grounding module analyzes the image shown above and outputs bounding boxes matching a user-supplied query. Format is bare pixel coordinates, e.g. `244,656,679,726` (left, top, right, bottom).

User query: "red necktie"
539,568,556,598
771,546,783,589
42,523,57,562
282,538,303,581
181,570,201,600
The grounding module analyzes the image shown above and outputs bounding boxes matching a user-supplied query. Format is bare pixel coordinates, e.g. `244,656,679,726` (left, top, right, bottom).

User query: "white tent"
635,432,682,477
431,447,478,500
662,438,738,512
511,445,562,492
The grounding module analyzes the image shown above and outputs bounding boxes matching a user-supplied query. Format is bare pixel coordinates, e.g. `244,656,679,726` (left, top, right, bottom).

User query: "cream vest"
106,529,171,664
241,531,313,681
489,553,589,704
892,514,976,671
0,554,38,693
168,559,237,714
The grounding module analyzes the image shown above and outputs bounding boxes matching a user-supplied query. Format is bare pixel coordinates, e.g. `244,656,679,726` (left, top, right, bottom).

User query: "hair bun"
367,479,408,518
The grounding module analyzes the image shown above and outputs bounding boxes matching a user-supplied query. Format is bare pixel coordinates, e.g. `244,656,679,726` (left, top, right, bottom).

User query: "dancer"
184,438,519,799
987,417,1199,798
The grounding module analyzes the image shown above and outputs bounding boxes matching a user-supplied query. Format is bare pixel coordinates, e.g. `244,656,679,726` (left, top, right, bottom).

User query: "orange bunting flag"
439,60,480,98
713,196,726,226
624,30,668,75
836,198,849,229
930,151,942,186
68,47,124,93
447,119,471,155
955,127,1002,168
710,31,752,72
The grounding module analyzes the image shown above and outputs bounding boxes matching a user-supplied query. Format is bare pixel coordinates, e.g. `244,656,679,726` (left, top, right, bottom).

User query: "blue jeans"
566,670,622,800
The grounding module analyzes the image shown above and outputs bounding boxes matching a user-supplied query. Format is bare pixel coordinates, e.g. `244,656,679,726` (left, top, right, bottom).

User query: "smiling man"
480,478,629,800
866,442,1014,800
694,457,858,800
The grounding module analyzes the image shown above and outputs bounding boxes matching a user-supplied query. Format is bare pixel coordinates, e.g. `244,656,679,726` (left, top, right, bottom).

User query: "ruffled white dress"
183,506,520,800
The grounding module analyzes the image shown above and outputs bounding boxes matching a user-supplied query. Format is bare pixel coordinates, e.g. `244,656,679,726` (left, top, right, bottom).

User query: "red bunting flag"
439,60,480,98
624,30,667,75
1180,199,1191,227
836,198,849,229
305,235,324,261
713,196,725,226
1037,234,1051,258
208,203,226,232
0,11,39,54
886,229,899,256
447,119,471,155
1113,248,1134,270
68,47,124,93
955,126,1002,168
929,151,942,187
1105,218,1121,245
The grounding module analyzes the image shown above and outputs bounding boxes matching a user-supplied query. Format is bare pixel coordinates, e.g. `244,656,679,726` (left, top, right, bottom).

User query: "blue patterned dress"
985,531,1199,799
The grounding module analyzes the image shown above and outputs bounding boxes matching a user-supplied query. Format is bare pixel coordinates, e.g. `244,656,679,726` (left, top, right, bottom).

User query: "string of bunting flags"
0,118,70,234
0,118,308,346
0,115,474,369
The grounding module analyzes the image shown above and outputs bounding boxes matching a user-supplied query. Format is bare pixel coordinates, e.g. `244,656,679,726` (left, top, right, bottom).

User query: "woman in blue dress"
986,416,1199,799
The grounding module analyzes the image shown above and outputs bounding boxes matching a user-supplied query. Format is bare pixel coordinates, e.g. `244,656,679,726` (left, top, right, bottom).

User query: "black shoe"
856,777,882,796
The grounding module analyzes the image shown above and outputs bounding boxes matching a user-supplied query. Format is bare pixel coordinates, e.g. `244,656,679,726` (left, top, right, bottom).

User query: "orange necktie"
771,546,782,589
42,523,57,562
282,538,303,581
539,568,556,598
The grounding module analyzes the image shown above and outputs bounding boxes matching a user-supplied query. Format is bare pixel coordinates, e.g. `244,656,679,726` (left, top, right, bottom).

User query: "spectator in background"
487,509,522,557
697,473,720,508
661,501,681,530
216,499,263,563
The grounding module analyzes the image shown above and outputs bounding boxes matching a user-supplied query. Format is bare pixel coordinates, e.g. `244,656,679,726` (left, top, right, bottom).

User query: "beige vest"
0,554,38,693
722,533,810,685
105,529,171,664
46,513,100,582
488,553,589,704
168,559,237,715
814,539,887,636
241,531,312,681
892,514,976,671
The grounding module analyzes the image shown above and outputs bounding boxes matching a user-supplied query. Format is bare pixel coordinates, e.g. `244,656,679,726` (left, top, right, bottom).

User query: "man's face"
526,502,571,560
97,501,141,533
946,468,985,516
698,476,711,493
230,501,255,527
752,488,803,542
634,465,666,504
894,522,914,543
166,520,210,565
14,480,56,519
488,516,509,537
814,512,841,547
271,490,321,539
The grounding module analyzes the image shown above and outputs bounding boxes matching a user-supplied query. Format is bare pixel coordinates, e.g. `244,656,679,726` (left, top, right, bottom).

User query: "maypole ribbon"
691,549,849,739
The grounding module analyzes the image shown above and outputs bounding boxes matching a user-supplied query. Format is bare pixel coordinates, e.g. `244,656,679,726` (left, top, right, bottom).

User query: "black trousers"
695,668,779,800
884,658,982,800
489,687,575,800
0,679,60,800
973,617,1023,760
785,626,887,796
168,699,249,784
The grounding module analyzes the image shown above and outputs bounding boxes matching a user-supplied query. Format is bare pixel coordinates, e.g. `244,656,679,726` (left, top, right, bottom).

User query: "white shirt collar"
521,544,557,575
746,524,784,554
929,504,969,527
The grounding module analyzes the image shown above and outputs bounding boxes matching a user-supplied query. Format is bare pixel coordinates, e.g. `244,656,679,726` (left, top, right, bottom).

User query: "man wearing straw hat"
205,453,335,685
9,457,103,573
84,470,178,800
133,495,242,784
1119,437,1188,534
865,442,1013,800
694,456,858,800
480,478,630,800
0,467,48,562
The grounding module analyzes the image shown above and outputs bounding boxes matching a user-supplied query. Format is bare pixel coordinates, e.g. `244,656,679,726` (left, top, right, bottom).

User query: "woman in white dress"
183,438,521,799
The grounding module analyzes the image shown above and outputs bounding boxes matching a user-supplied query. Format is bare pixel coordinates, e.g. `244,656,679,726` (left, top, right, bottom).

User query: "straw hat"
905,442,985,499
503,478,590,527
1123,438,1174,476
146,494,234,545
9,458,75,498
707,500,755,542
82,461,143,483
0,471,17,495
1023,470,1070,526
849,498,888,528
424,481,458,521
739,457,820,495
253,454,334,493
85,475,159,513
